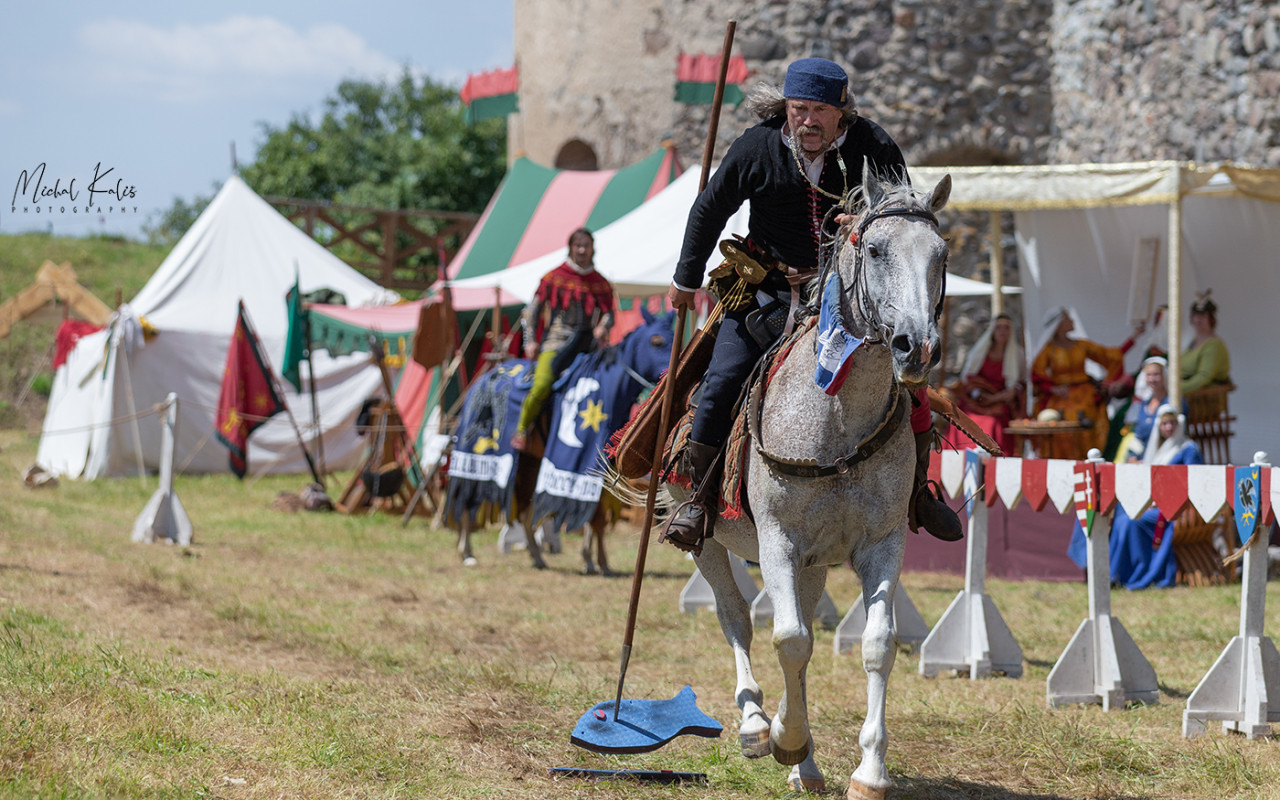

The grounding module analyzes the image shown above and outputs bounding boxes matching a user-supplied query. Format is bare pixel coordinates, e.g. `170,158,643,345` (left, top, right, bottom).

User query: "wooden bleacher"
1174,383,1238,586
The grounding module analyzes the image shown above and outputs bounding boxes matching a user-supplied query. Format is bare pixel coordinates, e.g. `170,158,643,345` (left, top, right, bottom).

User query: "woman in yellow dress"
1031,307,1140,458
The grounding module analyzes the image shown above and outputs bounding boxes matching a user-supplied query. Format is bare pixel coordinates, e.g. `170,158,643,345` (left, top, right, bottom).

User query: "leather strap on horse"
749,375,908,479
926,386,1004,456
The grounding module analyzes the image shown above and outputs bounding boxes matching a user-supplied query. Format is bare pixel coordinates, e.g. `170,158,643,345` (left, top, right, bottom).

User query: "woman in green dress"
1181,292,1230,393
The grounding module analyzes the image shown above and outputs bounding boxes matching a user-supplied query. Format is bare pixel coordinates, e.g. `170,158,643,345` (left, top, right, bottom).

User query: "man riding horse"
662,56,963,552
511,228,615,452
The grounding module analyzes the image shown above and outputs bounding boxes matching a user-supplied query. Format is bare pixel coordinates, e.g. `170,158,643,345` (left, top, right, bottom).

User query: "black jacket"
673,115,907,289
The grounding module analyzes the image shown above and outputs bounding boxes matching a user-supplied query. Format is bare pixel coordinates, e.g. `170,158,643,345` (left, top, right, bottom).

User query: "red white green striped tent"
445,145,682,309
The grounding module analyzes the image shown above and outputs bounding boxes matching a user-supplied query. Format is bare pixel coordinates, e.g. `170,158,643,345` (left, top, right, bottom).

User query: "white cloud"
76,16,406,101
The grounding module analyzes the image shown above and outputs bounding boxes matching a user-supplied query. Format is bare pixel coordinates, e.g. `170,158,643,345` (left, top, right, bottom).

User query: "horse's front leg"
847,530,906,799
783,564,830,792
759,532,822,768
513,505,546,570
580,510,610,576
457,515,478,567
511,454,546,569
694,538,770,758
592,513,612,576
579,525,598,575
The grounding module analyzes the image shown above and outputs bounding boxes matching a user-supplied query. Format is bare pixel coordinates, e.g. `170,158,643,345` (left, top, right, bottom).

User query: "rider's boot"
909,430,964,542
660,440,720,556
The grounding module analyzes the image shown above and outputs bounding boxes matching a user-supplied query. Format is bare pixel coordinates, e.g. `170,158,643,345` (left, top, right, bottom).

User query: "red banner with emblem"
215,302,286,478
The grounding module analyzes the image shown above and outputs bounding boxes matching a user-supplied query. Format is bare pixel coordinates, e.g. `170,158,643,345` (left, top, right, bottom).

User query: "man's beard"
795,123,831,153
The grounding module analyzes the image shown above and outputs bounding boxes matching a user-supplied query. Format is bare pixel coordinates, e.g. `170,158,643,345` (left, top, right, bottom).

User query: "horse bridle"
847,204,946,345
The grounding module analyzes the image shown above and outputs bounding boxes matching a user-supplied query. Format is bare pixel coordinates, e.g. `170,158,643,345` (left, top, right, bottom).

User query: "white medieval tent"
37,175,399,479
909,161,1280,463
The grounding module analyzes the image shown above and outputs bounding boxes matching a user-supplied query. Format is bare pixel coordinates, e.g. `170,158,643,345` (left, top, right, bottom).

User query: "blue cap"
783,58,848,106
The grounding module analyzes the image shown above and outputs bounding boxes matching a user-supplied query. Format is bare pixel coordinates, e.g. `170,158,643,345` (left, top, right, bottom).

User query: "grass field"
1,428,1277,799
0,233,165,430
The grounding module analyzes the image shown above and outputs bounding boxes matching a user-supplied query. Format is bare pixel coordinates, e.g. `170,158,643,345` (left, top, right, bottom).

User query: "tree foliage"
145,70,507,256
242,71,506,213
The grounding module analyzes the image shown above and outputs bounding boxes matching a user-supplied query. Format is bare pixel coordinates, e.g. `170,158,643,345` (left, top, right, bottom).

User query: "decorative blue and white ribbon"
813,269,864,395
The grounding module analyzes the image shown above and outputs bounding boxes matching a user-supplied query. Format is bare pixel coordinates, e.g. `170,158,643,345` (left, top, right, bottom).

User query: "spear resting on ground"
655,57,965,554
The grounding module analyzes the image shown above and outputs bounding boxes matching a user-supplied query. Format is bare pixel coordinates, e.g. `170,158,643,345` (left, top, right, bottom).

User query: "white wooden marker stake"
919,449,1023,679
132,393,193,546
1046,451,1158,709
1183,452,1280,738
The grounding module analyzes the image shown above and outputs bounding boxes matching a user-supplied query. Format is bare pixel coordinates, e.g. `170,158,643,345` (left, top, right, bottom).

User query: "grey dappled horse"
679,167,951,798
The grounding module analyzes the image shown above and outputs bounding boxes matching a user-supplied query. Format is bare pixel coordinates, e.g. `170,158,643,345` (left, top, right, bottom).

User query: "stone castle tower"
512,0,1280,172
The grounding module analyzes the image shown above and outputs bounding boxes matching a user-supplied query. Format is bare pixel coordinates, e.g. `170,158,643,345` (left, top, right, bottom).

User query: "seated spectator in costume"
1120,356,1177,462
1030,307,1141,459
1069,404,1204,589
957,313,1026,454
1181,291,1231,393
511,228,614,451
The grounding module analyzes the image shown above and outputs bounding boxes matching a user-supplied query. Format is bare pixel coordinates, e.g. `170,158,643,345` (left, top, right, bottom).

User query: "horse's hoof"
788,773,826,793
739,727,771,759
847,779,888,800
771,738,811,767
462,557,478,567
583,563,599,576
532,560,548,570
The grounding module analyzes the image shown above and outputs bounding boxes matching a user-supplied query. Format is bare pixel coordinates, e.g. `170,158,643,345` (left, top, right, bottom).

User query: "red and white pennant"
935,452,1276,526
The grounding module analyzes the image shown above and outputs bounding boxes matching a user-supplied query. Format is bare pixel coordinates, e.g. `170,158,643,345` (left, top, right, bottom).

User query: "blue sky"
1,1,514,240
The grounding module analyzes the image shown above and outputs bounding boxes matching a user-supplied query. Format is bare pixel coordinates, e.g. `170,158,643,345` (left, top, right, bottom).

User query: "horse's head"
617,306,676,386
840,162,951,387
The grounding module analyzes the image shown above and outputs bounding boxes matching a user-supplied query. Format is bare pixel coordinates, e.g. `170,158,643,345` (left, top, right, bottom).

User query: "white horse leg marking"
695,539,770,757
849,532,905,795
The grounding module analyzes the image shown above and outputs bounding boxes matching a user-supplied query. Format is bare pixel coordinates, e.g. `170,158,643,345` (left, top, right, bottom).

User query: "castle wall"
514,0,1280,170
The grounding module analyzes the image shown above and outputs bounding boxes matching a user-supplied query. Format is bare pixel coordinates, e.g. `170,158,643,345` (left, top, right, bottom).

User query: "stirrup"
910,479,963,542
660,499,711,556
907,478,944,534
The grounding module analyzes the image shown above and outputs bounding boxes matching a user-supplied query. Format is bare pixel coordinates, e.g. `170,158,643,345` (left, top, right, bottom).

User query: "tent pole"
117,336,149,486
367,336,431,491
490,285,502,354
303,311,327,482
1167,166,1183,409
240,304,323,485
989,211,1005,316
